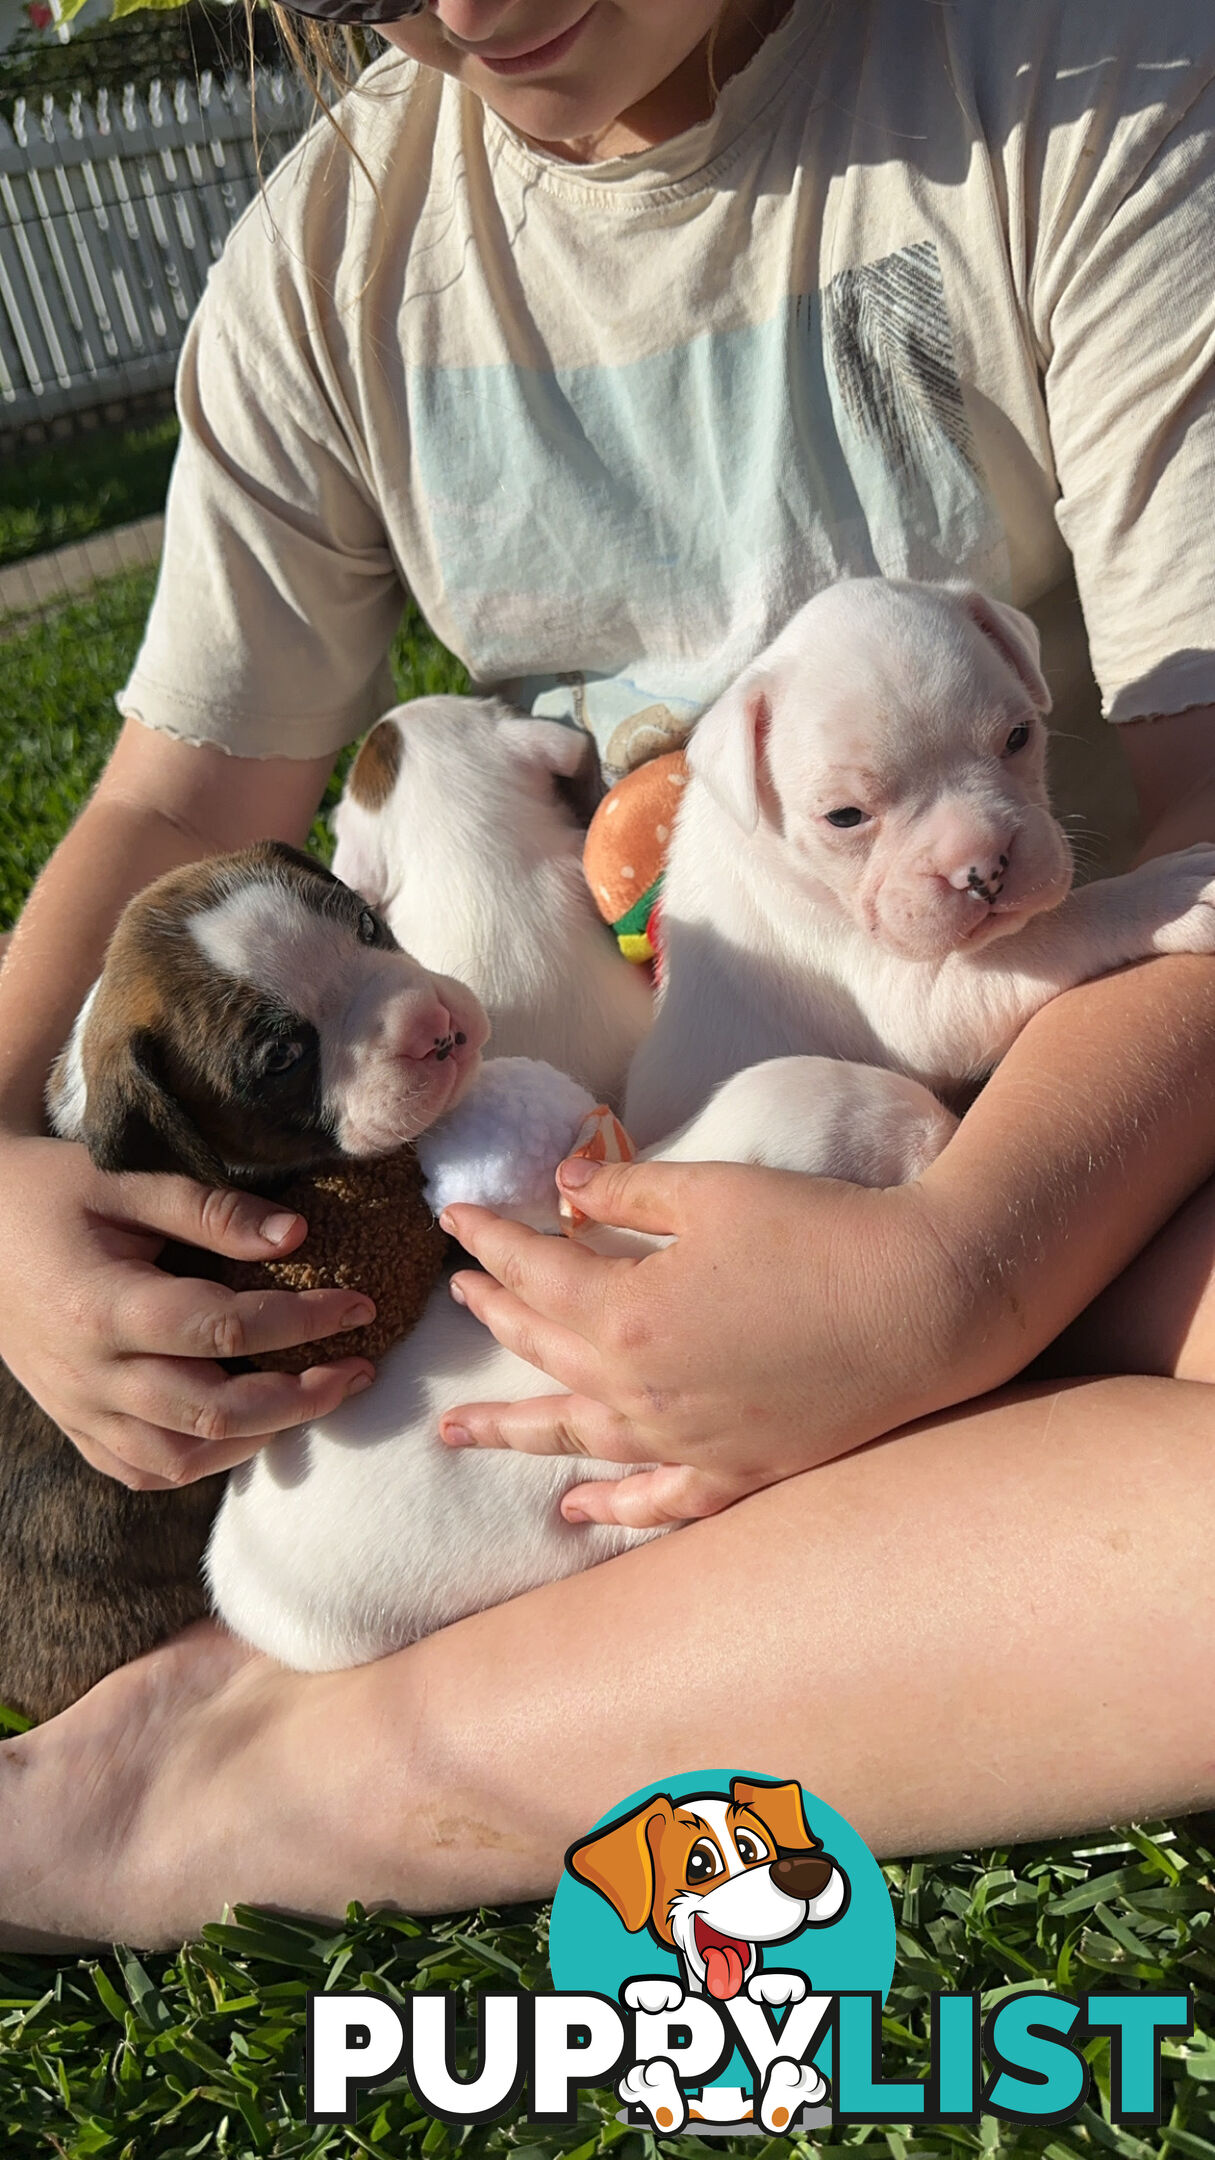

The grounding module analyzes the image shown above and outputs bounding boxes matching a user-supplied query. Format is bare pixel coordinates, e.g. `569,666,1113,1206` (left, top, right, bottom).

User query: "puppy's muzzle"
964,852,1010,904
432,1030,467,1063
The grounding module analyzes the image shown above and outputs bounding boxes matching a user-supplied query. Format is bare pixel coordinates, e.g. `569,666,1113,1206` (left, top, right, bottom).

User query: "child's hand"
0,1134,377,1490
437,1155,979,1526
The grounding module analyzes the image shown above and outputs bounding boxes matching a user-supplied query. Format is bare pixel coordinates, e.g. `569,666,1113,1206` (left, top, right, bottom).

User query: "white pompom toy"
415,1057,599,1231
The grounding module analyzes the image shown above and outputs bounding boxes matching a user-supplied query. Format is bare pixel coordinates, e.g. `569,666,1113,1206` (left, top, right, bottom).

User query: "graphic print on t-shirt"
409,242,1008,752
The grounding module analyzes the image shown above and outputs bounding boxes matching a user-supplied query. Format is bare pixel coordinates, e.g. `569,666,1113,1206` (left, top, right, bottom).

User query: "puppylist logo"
306,1770,1193,2134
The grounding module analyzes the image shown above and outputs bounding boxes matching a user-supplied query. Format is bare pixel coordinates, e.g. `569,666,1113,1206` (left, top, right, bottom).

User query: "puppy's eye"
1004,723,1031,756
357,907,380,945
734,1831,768,1866
261,1038,307,1077
824,806,868,829
686,1841,720,1884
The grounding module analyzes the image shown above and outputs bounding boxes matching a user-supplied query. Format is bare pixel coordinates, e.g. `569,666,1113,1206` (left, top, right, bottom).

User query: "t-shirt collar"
482,0,822,194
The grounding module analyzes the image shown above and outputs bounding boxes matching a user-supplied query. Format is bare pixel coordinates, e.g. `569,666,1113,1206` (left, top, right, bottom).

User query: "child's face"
378,1,777,157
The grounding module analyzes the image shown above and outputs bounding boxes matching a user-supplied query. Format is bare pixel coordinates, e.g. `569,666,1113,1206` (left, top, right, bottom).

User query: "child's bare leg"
1048,1172,1215,1381
2,1371,1212,1952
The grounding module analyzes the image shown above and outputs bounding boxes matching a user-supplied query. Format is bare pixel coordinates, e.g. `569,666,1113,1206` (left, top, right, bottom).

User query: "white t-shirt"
119,0,1215,863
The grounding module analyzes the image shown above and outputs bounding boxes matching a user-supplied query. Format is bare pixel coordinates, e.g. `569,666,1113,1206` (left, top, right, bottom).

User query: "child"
1,0,1213,1950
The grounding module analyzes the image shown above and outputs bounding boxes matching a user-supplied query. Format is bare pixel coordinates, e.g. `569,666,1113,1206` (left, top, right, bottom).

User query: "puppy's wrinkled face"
50,843,490,1181
694,581,1074,964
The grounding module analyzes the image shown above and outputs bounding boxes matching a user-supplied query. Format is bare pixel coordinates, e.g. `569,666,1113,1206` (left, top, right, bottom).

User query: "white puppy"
331,697,653,1106
626,578,1215,1142
206,1052,954,1668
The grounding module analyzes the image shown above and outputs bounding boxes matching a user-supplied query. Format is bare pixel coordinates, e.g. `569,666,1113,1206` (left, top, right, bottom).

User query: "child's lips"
475,6,594,75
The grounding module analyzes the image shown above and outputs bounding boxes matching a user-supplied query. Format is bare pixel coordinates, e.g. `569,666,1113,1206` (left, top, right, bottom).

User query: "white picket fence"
0,69,315,428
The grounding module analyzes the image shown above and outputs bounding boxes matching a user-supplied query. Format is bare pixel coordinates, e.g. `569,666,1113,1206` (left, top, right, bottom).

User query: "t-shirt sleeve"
1028,25,1215,723
117,206,406,761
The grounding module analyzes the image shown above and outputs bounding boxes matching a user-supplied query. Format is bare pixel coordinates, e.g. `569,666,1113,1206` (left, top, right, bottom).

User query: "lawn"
0,417,181,570
0,572,1213,2157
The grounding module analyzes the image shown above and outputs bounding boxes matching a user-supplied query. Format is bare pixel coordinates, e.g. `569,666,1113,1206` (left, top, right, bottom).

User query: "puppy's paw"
1140,845,1215,955
758,2056,829,2132
747,1969,807,2006
623,1976,685,2015
618,2058,688,2134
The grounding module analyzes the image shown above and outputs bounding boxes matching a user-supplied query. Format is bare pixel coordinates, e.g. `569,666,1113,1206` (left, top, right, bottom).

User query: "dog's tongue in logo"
695,1917,749,2000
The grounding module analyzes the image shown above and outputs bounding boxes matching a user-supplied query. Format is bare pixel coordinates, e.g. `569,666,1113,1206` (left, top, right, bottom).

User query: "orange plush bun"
216,1148,448,1372
583,749,689,963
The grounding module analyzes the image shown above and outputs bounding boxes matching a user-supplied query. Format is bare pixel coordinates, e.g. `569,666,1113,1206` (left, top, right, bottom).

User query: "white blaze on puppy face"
189,874,489,1155
761,583,1073,961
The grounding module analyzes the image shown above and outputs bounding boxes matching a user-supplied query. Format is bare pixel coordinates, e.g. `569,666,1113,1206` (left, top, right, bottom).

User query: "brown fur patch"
348,719,403,810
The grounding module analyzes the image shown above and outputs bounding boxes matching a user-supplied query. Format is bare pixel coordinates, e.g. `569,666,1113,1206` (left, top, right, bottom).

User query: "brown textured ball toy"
216,1147,448,1372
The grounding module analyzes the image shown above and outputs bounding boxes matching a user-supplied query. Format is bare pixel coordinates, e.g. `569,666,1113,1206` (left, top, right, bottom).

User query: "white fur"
45,981,98,1141
331,697,653,1107
625,577,1215,1141
206,1051,952,1669
416,1056,597,1229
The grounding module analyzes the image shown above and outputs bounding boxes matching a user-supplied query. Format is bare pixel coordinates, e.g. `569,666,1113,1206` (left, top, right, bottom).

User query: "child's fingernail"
442,1424,472,1448
558,1157,596,1189
563,1504,589,1522
345,1371,374,1397
261,1210,301,1244
438,1210,456,1234
341,1300,375,1328
449,1278,467,1306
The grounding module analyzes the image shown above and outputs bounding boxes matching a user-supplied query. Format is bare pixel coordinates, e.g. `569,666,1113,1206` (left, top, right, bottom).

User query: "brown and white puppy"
331,698,653,1107
0,841,488,1723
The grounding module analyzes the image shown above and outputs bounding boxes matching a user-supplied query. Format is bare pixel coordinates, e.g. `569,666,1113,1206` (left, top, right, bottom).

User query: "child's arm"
437,711,1215,1526
0,719,379,1492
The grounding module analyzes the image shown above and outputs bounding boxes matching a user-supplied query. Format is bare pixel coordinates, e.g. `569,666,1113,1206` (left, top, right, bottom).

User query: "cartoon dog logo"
565,1775,850,2133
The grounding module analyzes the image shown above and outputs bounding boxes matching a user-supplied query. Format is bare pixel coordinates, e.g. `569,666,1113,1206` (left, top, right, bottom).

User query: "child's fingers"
105,1169,309,1259
554,1155,692,1236
446,1268,608,1397
110,1275,376,1365
559,1464,758,1528
440,1390,641,1460
79,1358,376,1489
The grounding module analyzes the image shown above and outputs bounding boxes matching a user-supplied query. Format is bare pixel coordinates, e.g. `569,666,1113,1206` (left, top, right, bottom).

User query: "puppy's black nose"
772,1851,834,1900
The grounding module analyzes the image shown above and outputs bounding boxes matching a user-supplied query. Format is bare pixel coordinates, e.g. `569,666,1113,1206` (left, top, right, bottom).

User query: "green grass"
0,417,181,570
0,1826,1211,2157
0,573,1212,2155
0,568,469,926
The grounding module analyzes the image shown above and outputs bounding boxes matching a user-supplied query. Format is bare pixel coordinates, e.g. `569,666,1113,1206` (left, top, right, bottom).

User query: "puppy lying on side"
1,842,487,1722
625,578,1215,1142
205,1052,954,1671
331,697,654,1106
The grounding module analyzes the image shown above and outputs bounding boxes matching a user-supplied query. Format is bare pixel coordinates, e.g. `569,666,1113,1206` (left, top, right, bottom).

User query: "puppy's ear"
82,1028,230,1186
331,794,389,908
251,839,339,886
687,674,771,833
502,717,604,822
730,1776,820,1855
953,588,1052,714
565,1796,674,1931
503,717,597,781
